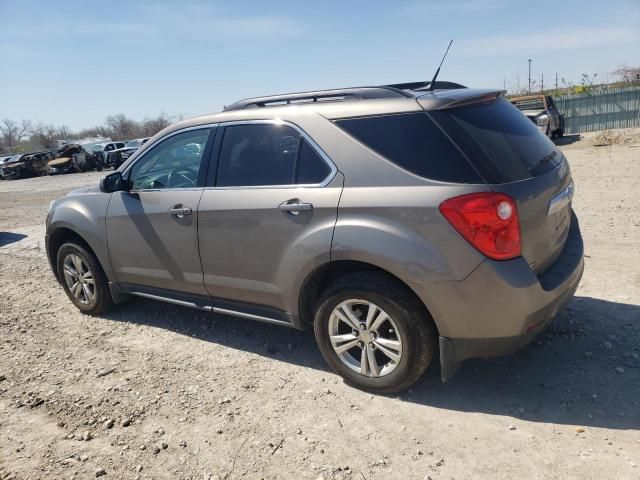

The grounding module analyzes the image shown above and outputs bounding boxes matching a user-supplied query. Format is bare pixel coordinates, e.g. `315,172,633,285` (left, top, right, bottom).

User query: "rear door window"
429,98,561,182
334,112,482,183
215,123,332,187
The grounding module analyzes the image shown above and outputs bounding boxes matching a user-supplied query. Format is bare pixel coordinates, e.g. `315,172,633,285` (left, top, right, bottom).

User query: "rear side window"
297,140,331,184
216,124,332,187
334,113,482,183
430,98,561,182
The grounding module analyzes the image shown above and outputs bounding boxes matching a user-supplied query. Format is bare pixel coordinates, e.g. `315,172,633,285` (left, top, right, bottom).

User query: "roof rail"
223,86,412,111
223,81,467,111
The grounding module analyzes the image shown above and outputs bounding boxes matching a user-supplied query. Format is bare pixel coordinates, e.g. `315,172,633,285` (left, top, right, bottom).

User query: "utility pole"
541,73,544,93
528,59,532,94
555,72,558,91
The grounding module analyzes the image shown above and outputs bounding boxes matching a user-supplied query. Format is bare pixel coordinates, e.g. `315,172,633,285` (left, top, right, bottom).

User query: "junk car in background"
510,95,565,139
0,151,54,179
47,144,104,175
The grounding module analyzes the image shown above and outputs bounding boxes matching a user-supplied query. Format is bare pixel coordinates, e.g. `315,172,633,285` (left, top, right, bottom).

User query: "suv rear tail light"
439,192,521,260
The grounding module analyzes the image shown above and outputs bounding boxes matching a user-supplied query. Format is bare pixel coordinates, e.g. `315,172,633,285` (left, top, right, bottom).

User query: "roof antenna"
427,39,453,91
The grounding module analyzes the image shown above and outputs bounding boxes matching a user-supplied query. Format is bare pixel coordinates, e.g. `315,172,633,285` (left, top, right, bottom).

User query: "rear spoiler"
418,90,505,111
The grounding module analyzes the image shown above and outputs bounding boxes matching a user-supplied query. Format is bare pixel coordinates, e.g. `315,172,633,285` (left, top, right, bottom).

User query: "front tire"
314,272,436,393
56,242,114,315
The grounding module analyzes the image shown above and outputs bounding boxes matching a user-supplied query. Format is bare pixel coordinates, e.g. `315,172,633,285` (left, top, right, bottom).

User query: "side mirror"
100,171,128,193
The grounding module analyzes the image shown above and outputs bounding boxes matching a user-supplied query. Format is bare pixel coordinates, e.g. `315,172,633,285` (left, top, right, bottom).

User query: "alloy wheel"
62,253,95,305
328,299,403,377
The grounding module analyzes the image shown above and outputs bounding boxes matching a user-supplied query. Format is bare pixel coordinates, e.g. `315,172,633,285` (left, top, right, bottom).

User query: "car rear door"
106,126,216,297
197,121,342,319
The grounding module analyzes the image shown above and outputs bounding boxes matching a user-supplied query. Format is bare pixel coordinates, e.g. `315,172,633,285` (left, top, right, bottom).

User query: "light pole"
528,59,532,94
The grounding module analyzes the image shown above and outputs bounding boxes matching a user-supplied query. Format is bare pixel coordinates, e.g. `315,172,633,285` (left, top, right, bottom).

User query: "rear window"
334,112,482,183
430,98,561,182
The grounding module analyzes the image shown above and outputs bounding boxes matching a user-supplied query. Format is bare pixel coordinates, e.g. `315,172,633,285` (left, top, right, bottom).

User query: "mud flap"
109,282,131,304
439,336,461,382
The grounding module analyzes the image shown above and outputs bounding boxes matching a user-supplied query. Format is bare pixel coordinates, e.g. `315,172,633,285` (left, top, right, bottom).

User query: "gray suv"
46,82,584,392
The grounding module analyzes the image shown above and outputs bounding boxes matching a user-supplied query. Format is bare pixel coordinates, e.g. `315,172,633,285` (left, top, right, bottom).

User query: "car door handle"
168,205,193,218
278,199,313,215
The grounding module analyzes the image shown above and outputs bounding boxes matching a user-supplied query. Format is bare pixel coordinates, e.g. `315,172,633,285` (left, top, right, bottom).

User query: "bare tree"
141,112,171,137
0,112,178,154
0,119,32,153
613,65,640,85
105,114,140,140
30,123,59,149
57,125,72,140
75,125,111,139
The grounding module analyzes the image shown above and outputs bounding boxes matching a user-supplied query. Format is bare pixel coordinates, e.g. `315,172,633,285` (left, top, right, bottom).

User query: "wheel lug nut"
359,323,366,330
358,341,364,348
352,330,358,336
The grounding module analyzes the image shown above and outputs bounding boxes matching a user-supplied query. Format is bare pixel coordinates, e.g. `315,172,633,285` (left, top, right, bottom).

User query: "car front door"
197,121,342,320
106,126,216,297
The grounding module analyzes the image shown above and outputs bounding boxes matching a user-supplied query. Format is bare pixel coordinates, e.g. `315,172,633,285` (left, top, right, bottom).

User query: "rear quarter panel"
332,185,488,284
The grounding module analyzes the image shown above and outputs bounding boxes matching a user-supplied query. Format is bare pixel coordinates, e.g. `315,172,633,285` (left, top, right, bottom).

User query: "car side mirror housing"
100,171,128,193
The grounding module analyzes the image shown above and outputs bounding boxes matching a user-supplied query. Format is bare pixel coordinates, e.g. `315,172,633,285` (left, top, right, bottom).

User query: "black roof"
223,80,467,111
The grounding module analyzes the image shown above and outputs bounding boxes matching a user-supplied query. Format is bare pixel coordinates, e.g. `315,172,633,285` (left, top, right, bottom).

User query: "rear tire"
313,272,436,393
56,242,114,315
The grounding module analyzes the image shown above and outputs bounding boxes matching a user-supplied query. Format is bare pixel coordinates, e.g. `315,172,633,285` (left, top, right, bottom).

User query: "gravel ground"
0,131,639,480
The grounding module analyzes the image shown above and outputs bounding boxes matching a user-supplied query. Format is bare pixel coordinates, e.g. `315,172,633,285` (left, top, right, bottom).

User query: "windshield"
126,140,141,148
90,144,104,152
429,98,562,182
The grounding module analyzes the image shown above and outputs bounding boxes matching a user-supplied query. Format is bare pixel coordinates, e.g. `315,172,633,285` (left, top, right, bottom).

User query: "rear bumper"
412,212,584,379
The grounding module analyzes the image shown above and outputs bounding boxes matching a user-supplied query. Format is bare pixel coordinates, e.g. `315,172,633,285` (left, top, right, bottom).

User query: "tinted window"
129,128,211,190
334,112,481,183
216,124,331,187
297,140,331,184
430,98,561,182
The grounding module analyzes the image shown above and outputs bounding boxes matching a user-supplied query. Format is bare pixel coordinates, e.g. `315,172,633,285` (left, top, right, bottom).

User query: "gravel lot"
1,131,639,480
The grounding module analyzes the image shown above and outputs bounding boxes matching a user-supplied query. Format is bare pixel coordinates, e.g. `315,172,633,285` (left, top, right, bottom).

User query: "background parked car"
0,151,54,180
47,144,104,175
510,94,565,138
89,142,125,166
105,137,150,168
0,155,20,179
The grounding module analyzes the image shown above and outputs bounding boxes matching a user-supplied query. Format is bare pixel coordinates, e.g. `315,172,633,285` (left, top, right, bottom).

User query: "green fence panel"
553,86,640,134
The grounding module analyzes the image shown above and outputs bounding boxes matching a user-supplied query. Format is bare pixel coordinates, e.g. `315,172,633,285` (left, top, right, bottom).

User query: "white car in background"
89,142,126,164
105,138,151,168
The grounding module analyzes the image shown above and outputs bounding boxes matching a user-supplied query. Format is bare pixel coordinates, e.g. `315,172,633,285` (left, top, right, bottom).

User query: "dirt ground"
1,130,639,480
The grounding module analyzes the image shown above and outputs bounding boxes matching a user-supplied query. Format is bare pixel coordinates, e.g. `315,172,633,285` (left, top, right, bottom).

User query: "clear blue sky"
1,0,638,130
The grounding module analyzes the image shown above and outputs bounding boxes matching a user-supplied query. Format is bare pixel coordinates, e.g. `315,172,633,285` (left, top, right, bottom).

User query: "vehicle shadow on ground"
0,232,27,247
103,295,639,430
554,134,581,146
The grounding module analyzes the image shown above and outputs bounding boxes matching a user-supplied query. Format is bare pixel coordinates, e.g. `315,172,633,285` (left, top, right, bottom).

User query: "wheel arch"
47,226,103,283
298,260,441,335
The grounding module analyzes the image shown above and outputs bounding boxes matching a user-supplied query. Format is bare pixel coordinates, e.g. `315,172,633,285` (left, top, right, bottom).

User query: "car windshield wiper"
529,150,557,173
